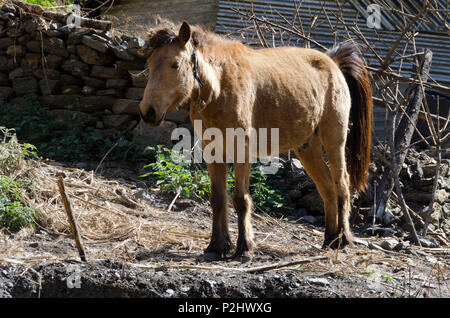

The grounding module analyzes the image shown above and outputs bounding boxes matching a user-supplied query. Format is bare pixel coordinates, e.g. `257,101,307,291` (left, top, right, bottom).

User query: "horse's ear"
179,21,191,46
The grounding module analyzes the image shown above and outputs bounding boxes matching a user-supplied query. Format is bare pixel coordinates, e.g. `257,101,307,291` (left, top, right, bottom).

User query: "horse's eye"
171,62,179,69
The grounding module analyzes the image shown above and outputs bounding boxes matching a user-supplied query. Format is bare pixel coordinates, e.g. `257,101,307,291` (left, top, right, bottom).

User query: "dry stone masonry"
0,2,191,147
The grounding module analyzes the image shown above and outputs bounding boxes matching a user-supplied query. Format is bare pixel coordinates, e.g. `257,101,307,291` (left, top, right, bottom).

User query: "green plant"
140,146,287,213
141,146,211,199
0,176,38,232
25,0,60,7
0,127,39,232
0,95,142,163
0,126,37,175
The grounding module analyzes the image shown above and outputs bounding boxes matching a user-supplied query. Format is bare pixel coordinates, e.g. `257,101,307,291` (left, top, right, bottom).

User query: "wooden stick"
57,176,88,262
128,256,328,273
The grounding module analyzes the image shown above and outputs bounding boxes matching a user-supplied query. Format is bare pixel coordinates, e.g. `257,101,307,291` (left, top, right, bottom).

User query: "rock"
287,189,302,200
306,277,330,287
6,45,25,57
60,74,82,86
406,235,439,248
0,56,19,73
0,72,9,86
9,67,33,81
39,95,115,113
61,59,90,73
20,53,40,68
25,40,42,53
81,35,109,53
0,86,13,100
125,87,145,100
33,69,61,80
82,76,105,89
96,89,124,98
110,43,134,61
133,120,177,146
393,240,410,251
435,189,449,204
77,45,114,65
52,109,98,126
45,55,64,69
72,66,89,78
81,86,96,96
0,37,14,49
12,76,39,96
296,191,323,214
90,65,126,79
438,177,450,191
106,78,129,89
380,239,398,251
299,215,317,225
68,30,93,45
17,34,32,45
165,289,175,297
165,109,190,124
39,79,61,95
42,38,68,57
102,114,135,129
112,99,140,115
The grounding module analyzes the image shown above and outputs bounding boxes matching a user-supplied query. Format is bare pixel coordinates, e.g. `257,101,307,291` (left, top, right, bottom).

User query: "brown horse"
139,20,372,261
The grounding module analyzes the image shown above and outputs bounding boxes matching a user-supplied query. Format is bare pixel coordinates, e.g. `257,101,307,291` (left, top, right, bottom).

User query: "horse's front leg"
204,162,232,261
232,162,254,262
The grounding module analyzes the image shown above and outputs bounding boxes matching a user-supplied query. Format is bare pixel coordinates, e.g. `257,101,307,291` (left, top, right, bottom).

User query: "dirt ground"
0,161,448,298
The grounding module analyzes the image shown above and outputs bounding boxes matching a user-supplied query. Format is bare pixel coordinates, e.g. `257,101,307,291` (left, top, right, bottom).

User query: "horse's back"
243,46,345,151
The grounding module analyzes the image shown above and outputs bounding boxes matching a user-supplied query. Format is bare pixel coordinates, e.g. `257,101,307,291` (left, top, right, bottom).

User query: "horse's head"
139,21,197,126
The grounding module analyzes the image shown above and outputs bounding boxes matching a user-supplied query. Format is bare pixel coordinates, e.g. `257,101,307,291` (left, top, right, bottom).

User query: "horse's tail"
327,42,373,193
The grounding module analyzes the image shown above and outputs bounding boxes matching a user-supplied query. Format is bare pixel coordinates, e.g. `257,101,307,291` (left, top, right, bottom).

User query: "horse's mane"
140,19,243,59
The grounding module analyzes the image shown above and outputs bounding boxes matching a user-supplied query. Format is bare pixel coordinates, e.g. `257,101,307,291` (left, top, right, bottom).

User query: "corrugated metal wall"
215,0,449,142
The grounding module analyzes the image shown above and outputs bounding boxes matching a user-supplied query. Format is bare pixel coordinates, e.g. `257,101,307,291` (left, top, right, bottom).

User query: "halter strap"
191,51,204,88
191,50,212,111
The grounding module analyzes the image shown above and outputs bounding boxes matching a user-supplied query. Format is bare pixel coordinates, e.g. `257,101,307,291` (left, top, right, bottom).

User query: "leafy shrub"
0,176,38,232
0,127,39,232
141,146,287,213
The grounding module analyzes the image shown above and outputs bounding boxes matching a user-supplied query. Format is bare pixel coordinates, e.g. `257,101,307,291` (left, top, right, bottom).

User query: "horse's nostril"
140,106,156,123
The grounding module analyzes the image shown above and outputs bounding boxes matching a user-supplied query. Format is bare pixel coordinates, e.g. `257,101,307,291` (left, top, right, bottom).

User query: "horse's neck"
195,49,221,102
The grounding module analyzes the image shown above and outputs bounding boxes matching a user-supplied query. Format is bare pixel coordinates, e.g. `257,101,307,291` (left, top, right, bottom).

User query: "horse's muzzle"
139,107,158,125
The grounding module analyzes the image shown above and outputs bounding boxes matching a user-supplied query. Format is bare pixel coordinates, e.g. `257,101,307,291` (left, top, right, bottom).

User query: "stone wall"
0,2,191,147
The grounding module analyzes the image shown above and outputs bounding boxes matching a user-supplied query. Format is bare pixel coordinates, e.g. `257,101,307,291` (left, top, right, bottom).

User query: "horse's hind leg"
232,162,254,262
293,136,341,249
320,128,353,247
204,162,232,261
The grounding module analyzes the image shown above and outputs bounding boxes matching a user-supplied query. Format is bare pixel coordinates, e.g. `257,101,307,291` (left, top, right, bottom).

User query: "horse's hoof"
322,234,351,250
232,251,252,263
203,251,222,262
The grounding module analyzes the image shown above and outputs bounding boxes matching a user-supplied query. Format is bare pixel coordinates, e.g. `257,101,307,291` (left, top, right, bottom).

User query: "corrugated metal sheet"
216,0,450,142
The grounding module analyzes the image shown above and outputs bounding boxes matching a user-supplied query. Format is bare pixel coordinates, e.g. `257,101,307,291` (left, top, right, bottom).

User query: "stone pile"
279,149,449,246
0,2,191,146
